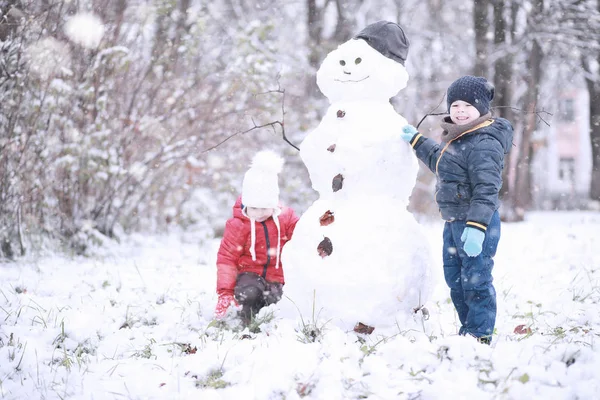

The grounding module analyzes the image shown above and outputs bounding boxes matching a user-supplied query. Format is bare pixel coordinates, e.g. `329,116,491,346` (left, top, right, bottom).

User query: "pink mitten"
214,294,236,319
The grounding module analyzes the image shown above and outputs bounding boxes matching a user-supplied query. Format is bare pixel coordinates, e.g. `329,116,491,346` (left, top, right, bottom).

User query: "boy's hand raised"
401,125,418,143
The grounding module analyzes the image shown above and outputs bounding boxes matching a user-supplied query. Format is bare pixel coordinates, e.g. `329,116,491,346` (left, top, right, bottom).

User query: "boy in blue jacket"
401,76,514,344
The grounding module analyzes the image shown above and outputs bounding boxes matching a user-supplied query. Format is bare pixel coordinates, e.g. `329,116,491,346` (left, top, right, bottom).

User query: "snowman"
281,21,434,334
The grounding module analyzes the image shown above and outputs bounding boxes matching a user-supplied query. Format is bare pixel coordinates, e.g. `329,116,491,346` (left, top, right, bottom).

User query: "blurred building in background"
533,88,593,210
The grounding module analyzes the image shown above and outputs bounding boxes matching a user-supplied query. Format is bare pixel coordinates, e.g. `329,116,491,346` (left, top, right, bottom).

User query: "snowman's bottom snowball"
279,193,435,332
278,275,430,333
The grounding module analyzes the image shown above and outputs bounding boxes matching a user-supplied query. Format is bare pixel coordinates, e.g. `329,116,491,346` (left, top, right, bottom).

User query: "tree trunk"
305,0,359,99
0,2,24,41
306,0,323,98
498,0,544,221
589,99,600,201
492,0,515,201
172,0,191,67
514,36,543,214
111,0,127,43
583,0,600,202
331,0,354,43
584,66,600,201
473,0,489,76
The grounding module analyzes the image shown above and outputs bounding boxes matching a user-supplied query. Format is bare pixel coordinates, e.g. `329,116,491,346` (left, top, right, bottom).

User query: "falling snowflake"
64,13,105,49
25,37,71,80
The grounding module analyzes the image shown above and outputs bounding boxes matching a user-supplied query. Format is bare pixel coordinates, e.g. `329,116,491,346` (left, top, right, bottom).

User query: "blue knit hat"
446,76,495,115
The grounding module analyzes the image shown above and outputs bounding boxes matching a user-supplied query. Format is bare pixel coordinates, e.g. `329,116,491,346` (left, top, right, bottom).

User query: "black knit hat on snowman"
446,76,495,116
353,20,410,65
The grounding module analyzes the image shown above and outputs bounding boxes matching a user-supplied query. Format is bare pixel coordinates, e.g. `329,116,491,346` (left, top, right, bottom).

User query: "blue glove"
401,124,418,143
460,227,485,257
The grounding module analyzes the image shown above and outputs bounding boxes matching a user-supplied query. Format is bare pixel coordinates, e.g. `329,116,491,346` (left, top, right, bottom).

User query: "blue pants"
443,211,501,340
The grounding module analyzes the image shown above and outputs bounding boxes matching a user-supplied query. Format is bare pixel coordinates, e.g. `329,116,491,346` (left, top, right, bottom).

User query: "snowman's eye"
355,57,362,64
339,60,346,66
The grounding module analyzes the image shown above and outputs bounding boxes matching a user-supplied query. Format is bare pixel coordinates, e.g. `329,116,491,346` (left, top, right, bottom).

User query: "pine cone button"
319,210,335,226
317,237,333,258
336,110,346,118
332,173,344,192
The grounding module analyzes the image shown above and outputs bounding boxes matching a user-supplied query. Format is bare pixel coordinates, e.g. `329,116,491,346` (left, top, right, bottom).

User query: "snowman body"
282,34,433,332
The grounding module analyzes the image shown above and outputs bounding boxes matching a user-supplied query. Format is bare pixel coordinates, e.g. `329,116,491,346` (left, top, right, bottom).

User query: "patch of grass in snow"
572,289,600,303
518,373,530,383
52,320,68,346
476,359,499,387
549,326,567,339
195,368,229,389
287,290,330,343
206,317,242,334
0,291,16,323
203,309,276,342
296,380,315,397
407,367,431,384
4,295,52,329
50,320,93,372
141,316,158,326
164,342,197,355
511,300,558,340
297,320,327,344
131,338,156,359
119,305,135,329
568,266,600,303
4,333,27,371
342,378,371,399
0,333,28,392
358,329,406,358
246,309,275,334
436,344,451,361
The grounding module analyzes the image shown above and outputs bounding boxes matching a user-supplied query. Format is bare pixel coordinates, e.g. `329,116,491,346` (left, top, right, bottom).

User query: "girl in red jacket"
214,150,299,325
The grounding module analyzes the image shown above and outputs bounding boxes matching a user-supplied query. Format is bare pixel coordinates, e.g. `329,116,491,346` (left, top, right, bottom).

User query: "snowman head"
317,21,410,103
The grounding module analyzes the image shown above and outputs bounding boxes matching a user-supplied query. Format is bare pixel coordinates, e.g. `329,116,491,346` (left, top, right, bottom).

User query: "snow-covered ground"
1,211,599,400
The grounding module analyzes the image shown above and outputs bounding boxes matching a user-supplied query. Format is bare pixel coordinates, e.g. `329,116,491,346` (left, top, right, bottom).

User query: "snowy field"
1,211,599,400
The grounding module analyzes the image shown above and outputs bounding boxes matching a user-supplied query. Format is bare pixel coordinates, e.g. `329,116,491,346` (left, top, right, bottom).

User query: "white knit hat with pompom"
242,150,284,208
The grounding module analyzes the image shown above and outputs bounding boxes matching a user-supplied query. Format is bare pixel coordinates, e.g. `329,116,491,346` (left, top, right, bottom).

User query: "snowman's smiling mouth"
334,76,370,83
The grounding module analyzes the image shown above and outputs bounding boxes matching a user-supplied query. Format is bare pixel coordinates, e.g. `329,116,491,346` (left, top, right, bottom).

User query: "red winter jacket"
216,196,299,296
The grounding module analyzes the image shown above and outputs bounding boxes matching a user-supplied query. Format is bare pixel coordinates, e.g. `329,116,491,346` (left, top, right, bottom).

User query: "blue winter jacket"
409,116,513,231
